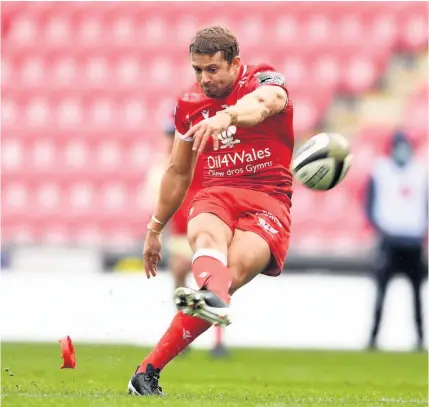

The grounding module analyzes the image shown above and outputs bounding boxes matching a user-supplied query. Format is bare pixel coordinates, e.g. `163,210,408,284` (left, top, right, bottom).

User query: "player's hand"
143,230,162,279
184,112,232,153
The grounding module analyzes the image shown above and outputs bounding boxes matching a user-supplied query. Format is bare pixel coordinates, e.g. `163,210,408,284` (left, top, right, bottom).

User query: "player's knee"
189,229,224,252
188,213,232,253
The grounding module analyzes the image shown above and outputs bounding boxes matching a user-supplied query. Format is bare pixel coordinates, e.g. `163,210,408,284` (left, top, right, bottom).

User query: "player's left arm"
220,84,288,128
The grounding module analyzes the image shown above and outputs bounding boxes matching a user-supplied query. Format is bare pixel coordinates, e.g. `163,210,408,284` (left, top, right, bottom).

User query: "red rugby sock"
192,249,232,304
137,311,210,373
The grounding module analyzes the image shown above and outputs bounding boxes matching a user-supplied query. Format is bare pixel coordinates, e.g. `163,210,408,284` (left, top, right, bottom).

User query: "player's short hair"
189,26,239,64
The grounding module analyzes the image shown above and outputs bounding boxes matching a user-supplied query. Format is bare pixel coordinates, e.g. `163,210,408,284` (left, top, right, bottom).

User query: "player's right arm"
143,99,198,278
143,129,197,278
150,133,197,230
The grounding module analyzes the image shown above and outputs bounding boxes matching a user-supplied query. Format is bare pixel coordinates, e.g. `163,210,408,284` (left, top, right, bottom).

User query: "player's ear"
231,56,241,69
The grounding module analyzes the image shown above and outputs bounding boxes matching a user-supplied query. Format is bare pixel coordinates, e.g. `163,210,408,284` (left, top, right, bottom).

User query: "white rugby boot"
174,287,232,327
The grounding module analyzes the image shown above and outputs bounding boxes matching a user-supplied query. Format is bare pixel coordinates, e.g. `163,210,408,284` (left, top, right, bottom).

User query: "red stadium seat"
397,9,428,52
1,1,422,248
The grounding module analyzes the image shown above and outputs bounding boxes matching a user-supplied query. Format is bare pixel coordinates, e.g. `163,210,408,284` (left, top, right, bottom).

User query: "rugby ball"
291,133,352,190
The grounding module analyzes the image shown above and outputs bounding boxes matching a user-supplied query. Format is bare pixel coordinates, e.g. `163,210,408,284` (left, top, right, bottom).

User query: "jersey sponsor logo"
207,147,272,169
218,126,240,149
207,147,273,177
257,71,285,86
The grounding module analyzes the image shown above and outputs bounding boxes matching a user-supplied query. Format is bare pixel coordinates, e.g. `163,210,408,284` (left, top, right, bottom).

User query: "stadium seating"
1,2,428,253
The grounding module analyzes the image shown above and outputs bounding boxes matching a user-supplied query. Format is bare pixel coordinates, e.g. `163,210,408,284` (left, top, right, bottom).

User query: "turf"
1,343,427,406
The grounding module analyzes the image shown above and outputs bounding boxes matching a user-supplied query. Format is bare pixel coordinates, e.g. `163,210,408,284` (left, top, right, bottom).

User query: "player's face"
191,52,241,98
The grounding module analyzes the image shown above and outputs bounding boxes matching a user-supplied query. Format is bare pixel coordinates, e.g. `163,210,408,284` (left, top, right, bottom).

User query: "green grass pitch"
1,343,427,406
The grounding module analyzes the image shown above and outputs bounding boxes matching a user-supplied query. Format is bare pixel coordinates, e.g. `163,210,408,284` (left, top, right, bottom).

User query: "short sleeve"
246,68,289,102
174,100,193,142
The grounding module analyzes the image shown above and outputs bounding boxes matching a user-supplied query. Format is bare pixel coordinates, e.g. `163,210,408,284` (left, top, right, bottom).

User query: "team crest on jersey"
218,126,241,149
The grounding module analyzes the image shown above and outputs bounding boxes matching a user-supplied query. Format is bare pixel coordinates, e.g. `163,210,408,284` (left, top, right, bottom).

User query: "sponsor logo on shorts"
256,211,282,228
258,217,279,235
189,206,195,216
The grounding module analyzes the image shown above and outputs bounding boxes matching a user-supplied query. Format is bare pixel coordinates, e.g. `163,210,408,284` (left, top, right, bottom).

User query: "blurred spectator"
365,130,428,350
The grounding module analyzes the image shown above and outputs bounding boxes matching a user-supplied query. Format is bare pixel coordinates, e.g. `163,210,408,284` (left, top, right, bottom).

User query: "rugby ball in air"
291,133,352,191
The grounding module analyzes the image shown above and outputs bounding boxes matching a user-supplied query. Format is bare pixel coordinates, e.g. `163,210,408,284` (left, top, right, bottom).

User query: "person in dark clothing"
365,130,428,350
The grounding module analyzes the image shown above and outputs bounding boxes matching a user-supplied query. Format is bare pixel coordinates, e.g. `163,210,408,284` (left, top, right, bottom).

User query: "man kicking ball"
129,26,294,396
